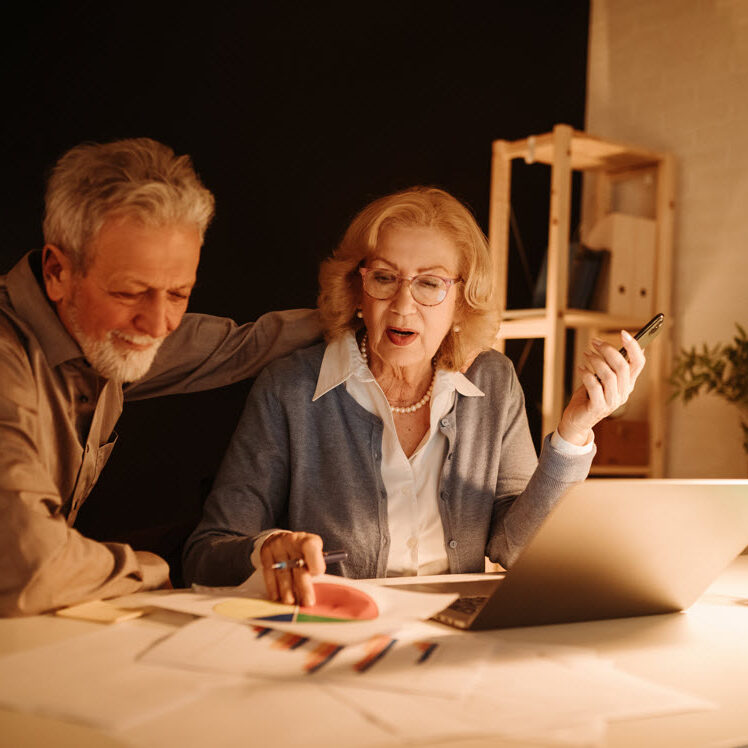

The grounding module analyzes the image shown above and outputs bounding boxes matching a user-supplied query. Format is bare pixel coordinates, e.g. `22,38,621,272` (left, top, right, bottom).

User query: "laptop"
389,479,748,630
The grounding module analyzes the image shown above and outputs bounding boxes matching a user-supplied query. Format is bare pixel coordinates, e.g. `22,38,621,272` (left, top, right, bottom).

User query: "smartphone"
619,312,665,361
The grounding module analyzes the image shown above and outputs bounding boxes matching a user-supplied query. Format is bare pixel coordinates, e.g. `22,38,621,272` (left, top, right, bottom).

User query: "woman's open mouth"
386,327,417,346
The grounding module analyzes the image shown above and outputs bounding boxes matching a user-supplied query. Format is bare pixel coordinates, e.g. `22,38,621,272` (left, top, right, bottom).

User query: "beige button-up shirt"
0,252,320,615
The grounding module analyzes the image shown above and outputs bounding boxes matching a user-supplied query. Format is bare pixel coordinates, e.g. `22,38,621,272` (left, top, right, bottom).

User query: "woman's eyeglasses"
359,267,460,307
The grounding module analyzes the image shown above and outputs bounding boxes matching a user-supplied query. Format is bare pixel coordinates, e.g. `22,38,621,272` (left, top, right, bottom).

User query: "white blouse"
314,332,485,575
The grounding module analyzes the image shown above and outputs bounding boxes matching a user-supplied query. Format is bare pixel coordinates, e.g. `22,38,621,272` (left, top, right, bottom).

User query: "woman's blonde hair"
43,137,215,273
318,186,499,371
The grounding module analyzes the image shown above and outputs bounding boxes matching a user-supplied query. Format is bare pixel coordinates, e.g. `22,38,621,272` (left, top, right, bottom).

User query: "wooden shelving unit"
488,124,675,477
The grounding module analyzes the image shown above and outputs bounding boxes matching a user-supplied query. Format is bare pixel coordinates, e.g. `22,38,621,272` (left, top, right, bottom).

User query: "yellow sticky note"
54,600,146,623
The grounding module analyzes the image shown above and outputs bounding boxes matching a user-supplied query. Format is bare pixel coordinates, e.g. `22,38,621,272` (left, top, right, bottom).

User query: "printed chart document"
140,617,491,697
130,573,457,644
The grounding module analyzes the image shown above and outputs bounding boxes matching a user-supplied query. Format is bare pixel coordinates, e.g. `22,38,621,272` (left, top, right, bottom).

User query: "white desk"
1,557,748,748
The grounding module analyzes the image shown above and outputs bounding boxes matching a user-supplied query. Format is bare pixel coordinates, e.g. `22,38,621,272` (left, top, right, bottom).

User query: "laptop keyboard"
445,595,489,616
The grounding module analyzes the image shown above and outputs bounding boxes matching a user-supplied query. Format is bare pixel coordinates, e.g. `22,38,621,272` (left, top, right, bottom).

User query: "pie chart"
213,582,379,623
297,582,378,622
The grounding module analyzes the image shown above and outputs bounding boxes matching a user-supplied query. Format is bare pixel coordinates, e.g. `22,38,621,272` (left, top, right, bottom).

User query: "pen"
270,550,348,571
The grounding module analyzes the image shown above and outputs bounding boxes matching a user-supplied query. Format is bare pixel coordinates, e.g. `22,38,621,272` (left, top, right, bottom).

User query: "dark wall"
0,1,589,583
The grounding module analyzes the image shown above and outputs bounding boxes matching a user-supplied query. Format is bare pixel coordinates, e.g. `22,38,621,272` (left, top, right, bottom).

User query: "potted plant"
669,324,748,454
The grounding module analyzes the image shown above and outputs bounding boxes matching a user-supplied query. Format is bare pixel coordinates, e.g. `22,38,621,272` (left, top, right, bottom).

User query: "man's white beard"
70,309,164,383
78,331,163,382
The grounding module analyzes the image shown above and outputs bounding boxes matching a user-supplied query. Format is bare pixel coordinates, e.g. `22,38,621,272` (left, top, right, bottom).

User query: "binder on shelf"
582,212,656,318
568,243,609,309
532,241,609,310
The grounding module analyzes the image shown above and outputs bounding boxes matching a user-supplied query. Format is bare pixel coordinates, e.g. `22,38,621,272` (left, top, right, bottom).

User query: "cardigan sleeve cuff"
250,529,291,572
539,433,596,483
550,429,595,455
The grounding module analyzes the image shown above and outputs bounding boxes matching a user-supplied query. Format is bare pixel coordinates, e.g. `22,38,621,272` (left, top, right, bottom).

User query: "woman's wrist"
556,420,593,447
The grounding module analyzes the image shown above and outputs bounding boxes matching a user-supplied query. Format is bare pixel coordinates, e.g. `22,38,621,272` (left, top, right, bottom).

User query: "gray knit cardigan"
183,343,594,586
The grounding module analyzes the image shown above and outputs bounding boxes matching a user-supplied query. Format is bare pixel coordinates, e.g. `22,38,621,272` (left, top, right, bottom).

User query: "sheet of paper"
476,640,716,724
327,684,608,747
134,574,457,645
121,680,396,748
139,617,491,697
0,621,237,730
327,638,715,746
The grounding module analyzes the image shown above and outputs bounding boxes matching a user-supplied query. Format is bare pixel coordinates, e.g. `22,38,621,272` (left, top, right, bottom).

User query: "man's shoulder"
0,301,31,358
0,310,37,406
0,260,56,405
0,266,18,330
0,270,10,304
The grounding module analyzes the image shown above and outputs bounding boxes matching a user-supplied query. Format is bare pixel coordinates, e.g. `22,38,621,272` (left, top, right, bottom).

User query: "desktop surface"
1,558,747,748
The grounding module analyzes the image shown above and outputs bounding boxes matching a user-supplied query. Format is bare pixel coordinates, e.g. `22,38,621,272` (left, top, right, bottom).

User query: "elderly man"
0,137,320,616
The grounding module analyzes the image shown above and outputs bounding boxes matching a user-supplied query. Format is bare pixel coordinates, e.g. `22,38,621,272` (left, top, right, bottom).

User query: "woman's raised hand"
259,531,325,606
557,330,646,447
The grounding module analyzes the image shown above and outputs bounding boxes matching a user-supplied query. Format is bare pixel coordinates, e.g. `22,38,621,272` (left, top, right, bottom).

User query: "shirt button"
407,537,418,549
448,540,458,549
440,418,449,428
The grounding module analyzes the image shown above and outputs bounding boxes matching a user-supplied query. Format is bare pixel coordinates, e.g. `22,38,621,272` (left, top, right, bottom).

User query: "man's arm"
0,335,169,616
125,309,322,400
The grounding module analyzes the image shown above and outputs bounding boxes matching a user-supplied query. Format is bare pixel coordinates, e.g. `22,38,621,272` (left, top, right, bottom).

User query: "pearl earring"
356,309,363,319
453,324,461,333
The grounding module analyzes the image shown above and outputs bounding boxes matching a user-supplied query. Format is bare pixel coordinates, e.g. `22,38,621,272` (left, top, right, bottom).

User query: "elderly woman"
183,187,645,605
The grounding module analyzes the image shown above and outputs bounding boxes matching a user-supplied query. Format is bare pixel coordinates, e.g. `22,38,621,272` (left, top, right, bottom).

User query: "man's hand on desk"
135,550,172,590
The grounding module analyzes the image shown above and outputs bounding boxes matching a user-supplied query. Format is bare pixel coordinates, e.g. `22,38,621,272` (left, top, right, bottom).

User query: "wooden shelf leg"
542,124,573,437
489,139,511,328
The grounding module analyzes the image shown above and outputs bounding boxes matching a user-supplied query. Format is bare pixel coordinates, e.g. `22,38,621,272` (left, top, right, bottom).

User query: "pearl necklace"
359,334,436,414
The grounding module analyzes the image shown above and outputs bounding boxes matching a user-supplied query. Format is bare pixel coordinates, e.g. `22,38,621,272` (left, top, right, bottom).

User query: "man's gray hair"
43,137,215,273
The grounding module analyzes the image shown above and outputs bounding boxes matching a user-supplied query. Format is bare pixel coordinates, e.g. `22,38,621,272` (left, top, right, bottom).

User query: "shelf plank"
497,309,648,339
496,315,552,339
562,310,647,330
496,129,662,172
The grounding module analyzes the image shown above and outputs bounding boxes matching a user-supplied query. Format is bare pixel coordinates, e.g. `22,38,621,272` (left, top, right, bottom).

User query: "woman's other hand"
260,531,325,606
557,330,646,447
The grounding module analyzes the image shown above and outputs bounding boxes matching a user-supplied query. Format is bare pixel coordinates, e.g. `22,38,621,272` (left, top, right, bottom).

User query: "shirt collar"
6,251,85,369
445,368,485,398
313,331,372,401
312,329,484,401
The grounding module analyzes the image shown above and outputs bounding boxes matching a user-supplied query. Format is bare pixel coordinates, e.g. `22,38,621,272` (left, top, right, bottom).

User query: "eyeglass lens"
363,269,448,306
